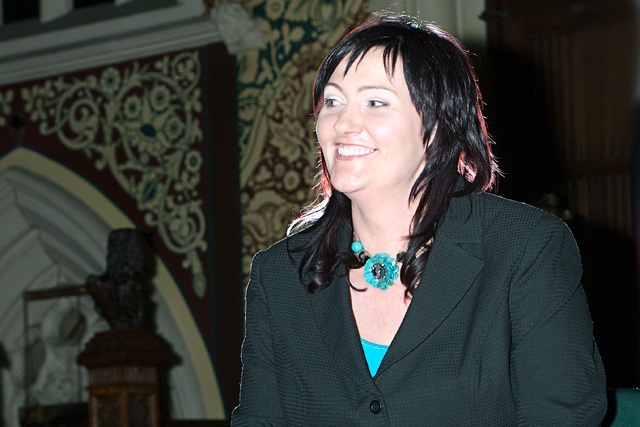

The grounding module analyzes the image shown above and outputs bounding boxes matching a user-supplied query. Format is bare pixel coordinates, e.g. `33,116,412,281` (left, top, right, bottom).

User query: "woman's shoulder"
478,191,540,213
251,224,319,269
464,192,575,246
460,192,581,276
247,225,324,300
476,191,565,227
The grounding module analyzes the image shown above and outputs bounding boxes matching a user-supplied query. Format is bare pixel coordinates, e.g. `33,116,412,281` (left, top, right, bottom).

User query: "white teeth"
338,145,376,157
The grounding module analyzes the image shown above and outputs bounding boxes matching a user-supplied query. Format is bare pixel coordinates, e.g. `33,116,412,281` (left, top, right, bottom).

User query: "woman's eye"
368,99,387,107
323,97,340,107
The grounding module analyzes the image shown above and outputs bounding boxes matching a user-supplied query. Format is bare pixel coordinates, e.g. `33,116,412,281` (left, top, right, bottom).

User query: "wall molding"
0,0,266,86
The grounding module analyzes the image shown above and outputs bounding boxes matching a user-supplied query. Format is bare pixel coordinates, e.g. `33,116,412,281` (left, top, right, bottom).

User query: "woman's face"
316,48,426,201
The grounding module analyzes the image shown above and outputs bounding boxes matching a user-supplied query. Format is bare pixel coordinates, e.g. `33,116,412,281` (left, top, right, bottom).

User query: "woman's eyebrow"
325,82,397,93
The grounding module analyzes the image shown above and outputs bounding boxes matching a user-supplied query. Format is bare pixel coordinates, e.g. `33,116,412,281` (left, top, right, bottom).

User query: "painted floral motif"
100,67,121,96
237,0,370,276
0,89,13,126
21,52,208,298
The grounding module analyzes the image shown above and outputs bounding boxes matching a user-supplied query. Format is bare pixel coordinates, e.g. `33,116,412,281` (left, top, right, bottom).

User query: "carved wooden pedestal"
77,330,171,427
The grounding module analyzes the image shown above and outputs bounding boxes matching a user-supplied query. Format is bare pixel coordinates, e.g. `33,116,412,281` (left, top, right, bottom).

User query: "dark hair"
291,13,499,295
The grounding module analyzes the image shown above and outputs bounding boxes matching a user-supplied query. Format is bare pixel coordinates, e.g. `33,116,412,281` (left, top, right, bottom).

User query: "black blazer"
232,191,607,426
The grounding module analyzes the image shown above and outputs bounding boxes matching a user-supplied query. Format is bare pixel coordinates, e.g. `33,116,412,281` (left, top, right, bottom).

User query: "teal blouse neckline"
360,338,389,377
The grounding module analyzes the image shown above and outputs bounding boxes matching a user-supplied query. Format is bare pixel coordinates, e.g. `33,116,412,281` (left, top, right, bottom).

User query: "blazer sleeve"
508,213,607,426
231,251,285,426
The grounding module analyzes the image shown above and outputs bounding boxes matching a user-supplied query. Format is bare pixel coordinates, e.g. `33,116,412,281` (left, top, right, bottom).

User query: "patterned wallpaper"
237,0,370,276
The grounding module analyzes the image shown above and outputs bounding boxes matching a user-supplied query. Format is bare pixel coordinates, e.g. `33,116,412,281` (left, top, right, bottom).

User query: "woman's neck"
350,196,418,256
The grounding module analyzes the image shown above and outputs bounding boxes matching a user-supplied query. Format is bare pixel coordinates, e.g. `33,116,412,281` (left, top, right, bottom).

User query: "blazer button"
369,400,381,414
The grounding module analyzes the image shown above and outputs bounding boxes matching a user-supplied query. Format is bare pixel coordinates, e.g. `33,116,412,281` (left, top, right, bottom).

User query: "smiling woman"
231,12,607,426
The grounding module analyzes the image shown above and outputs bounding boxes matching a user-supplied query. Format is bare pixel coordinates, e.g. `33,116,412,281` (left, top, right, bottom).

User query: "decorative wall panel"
0,49,217,347
21,53,208,297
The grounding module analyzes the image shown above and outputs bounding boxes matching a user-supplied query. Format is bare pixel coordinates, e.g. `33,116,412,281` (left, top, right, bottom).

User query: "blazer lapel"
308,272,371,379
307,223,373,382
379,193,485,373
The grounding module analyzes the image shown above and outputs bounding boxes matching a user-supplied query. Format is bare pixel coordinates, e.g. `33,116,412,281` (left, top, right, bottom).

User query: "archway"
0,148,224,425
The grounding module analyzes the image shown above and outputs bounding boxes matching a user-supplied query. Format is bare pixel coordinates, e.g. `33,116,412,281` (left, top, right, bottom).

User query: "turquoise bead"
351,240,363,253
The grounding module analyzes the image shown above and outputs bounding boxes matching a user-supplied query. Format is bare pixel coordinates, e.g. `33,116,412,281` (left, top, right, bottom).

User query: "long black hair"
290,13,499,295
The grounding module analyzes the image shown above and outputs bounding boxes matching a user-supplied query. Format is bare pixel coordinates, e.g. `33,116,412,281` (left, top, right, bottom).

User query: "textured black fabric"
231,191,607,426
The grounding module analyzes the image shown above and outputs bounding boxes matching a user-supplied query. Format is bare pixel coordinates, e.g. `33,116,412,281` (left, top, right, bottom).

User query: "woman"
232,14,606,426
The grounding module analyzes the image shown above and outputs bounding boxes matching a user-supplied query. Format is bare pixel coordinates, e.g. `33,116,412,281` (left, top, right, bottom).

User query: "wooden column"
77,330,171,427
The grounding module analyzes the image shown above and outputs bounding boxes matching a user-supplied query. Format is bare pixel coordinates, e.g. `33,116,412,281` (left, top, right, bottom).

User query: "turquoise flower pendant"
351,239,399,289
363,253,399,290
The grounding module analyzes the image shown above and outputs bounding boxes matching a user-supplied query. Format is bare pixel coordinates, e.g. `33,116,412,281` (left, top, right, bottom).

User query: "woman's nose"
334,104,362,135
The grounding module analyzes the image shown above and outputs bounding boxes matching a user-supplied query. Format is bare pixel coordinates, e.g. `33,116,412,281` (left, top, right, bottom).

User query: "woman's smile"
337,144,377,157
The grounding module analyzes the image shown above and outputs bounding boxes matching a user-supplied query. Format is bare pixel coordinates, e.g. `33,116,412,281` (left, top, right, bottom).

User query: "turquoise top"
360,338,389,377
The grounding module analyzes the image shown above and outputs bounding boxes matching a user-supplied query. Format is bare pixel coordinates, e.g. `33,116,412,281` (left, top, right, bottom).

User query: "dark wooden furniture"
77,330,171,427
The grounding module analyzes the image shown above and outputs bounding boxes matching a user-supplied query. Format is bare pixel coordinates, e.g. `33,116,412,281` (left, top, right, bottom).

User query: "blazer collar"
308,185,486,380
381,191,486,373
307,221,374,383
